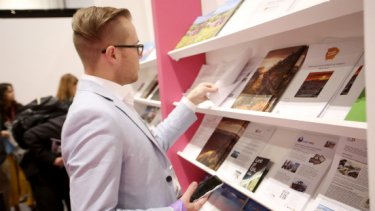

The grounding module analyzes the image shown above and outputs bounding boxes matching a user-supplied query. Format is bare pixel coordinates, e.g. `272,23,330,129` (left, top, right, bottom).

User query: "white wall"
0,0,154,104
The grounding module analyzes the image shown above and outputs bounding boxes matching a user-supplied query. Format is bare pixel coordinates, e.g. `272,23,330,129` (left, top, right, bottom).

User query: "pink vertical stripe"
151,0,206,191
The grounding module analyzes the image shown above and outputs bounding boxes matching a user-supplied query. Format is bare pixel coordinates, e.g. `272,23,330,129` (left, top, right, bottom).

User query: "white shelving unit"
134,97,161,107
168,0,374,210
195,105,366,140
168,0,362,61
140,53,157,69
178,151,276,210
133,52,160,109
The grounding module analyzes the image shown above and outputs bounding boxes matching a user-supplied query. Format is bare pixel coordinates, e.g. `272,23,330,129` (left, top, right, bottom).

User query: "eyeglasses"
101,44,144,56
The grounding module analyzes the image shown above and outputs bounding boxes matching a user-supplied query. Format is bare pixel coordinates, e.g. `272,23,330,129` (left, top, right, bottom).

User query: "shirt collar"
81,73,134,106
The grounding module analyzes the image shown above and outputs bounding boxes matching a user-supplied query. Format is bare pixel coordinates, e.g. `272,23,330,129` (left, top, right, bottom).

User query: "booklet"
182,115,223,159
216,122,275,183
272,38,364,118
305,137,369,211
231,45,308,112
175,0,243,49
256,131,339,211
200,184,248,211
207,48,253,106
319,56,365,119
196,117,249,171
240,156,272,192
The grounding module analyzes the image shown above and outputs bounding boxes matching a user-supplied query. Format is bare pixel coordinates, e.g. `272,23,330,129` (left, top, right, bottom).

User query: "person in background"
20,73,77,211
56,73,78,106
1,137,10,211
0,83,34,211
62,6,217,211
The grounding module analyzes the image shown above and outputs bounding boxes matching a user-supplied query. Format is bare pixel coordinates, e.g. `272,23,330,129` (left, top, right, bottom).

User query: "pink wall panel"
151,0,207,191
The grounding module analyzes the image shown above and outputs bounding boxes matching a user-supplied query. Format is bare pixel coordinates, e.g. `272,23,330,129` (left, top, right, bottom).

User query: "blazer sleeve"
152,102,197,151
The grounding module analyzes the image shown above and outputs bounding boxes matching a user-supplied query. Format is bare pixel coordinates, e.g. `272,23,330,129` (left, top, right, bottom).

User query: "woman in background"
0,83,34,211
56,73,78,105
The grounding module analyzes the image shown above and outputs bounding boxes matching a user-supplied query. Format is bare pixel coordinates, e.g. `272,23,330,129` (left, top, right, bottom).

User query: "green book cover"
345,89,366,122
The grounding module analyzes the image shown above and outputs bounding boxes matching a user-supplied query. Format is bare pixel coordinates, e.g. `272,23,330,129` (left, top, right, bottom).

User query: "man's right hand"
180,182,208,211
186,83,217,105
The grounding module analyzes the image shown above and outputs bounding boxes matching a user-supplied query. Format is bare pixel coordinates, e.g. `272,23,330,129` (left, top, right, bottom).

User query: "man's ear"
104,46,117,61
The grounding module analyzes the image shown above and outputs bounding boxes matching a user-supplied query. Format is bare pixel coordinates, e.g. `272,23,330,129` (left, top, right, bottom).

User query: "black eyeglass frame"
101,44,144,56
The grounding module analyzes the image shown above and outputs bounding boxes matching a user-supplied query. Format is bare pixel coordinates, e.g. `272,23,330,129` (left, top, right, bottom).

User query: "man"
62,6,217,211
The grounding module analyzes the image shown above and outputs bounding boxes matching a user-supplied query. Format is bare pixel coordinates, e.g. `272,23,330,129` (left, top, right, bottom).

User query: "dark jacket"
0,140,5,165
20,114,67,178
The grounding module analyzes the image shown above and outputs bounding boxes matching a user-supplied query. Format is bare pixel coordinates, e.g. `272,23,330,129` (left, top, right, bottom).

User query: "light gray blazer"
62,79,197,211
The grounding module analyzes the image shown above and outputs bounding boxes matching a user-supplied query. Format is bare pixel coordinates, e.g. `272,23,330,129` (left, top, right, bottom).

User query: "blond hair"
56,73,78,102
72,6,132,68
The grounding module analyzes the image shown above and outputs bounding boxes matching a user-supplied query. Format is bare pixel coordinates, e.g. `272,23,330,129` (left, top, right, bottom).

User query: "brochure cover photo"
196,117,249,170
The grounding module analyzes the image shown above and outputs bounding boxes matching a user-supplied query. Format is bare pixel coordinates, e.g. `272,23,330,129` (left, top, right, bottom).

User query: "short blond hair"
72,6,132,68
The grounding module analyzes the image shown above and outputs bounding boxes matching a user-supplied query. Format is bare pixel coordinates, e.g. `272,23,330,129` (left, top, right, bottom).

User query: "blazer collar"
77,79,166,155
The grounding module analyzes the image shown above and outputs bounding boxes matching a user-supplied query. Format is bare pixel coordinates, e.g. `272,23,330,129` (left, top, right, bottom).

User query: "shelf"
173,102,367,140
168,0,362,61
177,151,275,211
140,57,157,69
134,97,161,107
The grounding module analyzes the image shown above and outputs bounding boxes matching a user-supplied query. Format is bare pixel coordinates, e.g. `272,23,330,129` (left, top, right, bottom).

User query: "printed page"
273,38,364,118
319,55,365,119
188,64,220,93
175,0,243,49
240,156,271,192
221,57,262,108
306,194,361,211
200,184,247,211
217,122,276,183
250,0,297,24
196,118,249,171
134,73,157,98
307,137,369,211
182,115,222,159
256,132,339,211
232,45,307,112
208,48,252,106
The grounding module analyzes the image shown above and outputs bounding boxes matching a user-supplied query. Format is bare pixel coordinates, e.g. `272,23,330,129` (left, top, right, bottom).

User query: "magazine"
305,137,369,211
140,106,160,125
196,117,249,171
207,48,254,106
216,122,275,183
240,156,272,192
231,45,308,112
182,115,223,159
272,38,364,117
319,56,365,119
140,77,158,99
134,74,158,98
242,197,271,211
175,0,243,49
200,184,248,211
256,131,339,211
220,57,262,108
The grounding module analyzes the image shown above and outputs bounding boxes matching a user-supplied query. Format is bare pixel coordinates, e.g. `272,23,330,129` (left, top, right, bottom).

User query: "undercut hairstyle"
72,6,132,68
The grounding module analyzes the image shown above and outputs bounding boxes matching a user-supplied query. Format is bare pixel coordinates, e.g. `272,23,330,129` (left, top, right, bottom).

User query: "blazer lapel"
78,80,166,154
